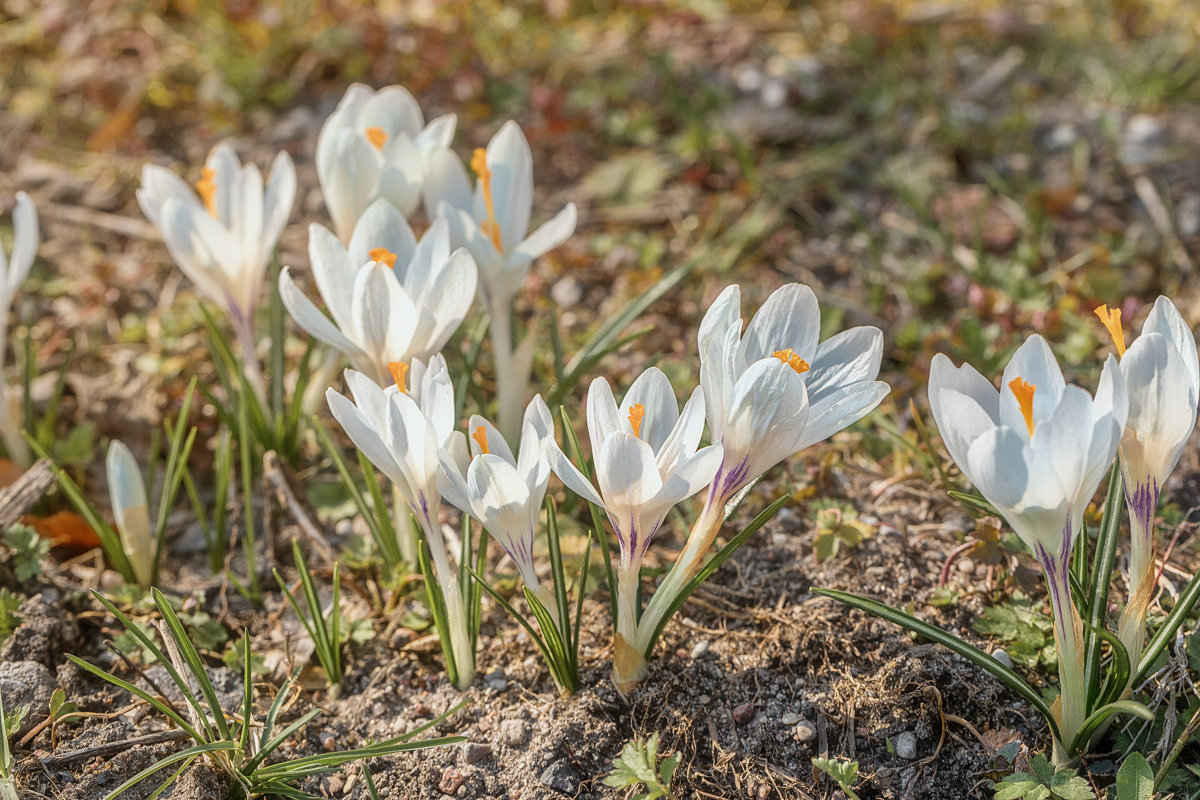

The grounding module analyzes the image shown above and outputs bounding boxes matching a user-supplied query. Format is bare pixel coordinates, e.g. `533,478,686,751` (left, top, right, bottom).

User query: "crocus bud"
106,440,154,588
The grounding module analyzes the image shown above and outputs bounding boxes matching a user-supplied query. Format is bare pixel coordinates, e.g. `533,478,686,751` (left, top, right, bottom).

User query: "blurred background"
1,0,1198,423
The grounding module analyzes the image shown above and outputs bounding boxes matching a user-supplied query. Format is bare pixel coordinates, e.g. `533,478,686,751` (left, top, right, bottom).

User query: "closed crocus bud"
0,191,38,466
106,441,154,588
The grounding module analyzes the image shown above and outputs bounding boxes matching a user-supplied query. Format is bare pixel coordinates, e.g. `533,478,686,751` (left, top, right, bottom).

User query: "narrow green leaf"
1135,565,1200,685
1084,465,1123,706
946,490,1001,517
1070,700,1153,755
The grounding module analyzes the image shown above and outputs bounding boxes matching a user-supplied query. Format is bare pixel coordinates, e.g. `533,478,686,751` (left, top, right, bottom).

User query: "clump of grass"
68,588,463,799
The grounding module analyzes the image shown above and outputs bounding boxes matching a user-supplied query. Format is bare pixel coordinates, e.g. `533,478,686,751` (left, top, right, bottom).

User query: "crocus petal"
278,267,364,359
546,442,605,508
347,199,418,271
595,433,664,558
307,223,357,332
350,262,418,365
806,326,884,406
1000,334,1066,434
794,380,890,452
738,283,821,365
586,377,624,454
327,387,406,490
1143,296,1200,396
483,120,534,250
467,414,514,464
423,149,475,223
7,192,39,292
417,113,458,156
721,358,811,486
928,353,1002,483
619,367,679,451
511,202,577,264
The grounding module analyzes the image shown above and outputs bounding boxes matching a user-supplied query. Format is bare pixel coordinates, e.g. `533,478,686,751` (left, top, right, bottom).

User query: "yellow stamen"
470,148,503,252
1008,377,1037,437
1094,304,1127,358
195,167,218,217
387,361,409,393
369,247,398,268
628,404,646,438
771,348,811,374
472,425,489,455
365,126,388,150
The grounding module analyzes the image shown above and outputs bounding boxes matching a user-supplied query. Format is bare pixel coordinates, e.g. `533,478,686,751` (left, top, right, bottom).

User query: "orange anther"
628,404,646,438
1094,304,1127,358
365,127,388,150
195,167,218,216
388,361,409,393
1008,377,1037,437
472,425,489,455
771,348,811,374
369,247,398,268
471,148,503,252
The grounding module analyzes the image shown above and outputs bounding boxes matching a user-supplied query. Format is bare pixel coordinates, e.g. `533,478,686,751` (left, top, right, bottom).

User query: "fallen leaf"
20,511,101,551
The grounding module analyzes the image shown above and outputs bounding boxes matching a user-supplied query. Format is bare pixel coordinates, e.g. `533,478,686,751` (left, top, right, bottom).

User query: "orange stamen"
195,167,218,217
772,348,811,374
387,361,409,393
470,148,503,252
472,425,490,455
628,404,646,438
1094,304,1127,358
1008,377,1037,437
365,127,388,150
369,247,398,268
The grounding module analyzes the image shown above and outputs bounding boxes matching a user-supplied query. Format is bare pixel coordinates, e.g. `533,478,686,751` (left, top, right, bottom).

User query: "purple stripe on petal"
1124,476,1160,539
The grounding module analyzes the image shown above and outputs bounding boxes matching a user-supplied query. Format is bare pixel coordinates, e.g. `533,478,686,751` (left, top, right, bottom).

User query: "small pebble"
486,669,508,691
500,718,530,747
794,722,817,743
539,761,580,795
461,742,492,765
322,735,337,752
780,712,801,726
439,766,467,794
697,694,711,705
957,557,975,574
690,640,710,659
732,702,755,725
992,648,1012,668
550,277,583,308
895,731,918,760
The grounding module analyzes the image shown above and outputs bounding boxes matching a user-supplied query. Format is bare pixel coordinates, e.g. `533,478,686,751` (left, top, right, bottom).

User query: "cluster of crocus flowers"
424,120,578,439
316,83,456,243
928,335,1128,761
1094,299,1200,669
0,192,37,466
138,143,296,400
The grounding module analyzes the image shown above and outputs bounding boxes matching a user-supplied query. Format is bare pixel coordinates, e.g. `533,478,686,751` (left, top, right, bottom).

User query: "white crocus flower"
630,283,889,693
106,441,155,589
325,357,476,688
438,396,555,609
317,83,455,243
928,335,1128,759
696,284,890,503
1095,299,1199,667
0,192,37,466
423,120,577,439
138,143,296,399
546,369,722,693
280,199,477,388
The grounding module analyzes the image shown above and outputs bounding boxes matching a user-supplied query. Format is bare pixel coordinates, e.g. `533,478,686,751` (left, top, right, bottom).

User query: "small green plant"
274,541,343,693
0,589,21,644
993,754,1095,800
68,588,463,799
1114,753,1154,800
604,733,681,800
812,756,861,800
974,593,1056,669
810,500,876,562
1,524,48,581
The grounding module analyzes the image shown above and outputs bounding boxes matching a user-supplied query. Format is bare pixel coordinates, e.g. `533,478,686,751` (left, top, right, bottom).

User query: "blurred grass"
1,0,1198,392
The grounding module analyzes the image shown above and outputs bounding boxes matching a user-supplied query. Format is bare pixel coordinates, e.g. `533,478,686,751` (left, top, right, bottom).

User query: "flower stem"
1039,543,1087,759
392,485,419,567
632,484,727,662
488,299,527,443
1117,479,1160,674
233,308,268,408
